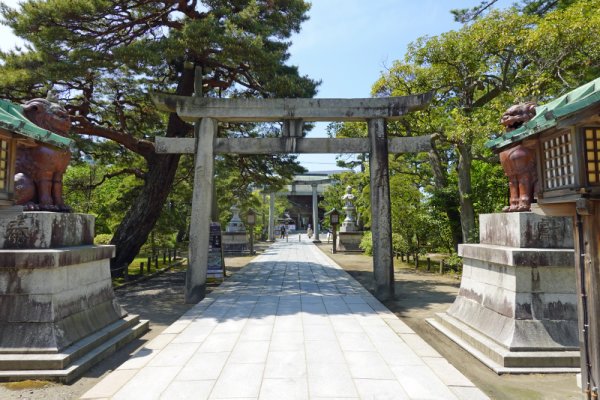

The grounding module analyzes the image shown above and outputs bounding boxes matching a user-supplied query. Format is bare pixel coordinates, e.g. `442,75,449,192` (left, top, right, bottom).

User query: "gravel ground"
1,242,582,400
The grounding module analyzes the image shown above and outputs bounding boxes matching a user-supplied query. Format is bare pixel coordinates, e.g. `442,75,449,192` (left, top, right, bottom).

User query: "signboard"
207,222,225,279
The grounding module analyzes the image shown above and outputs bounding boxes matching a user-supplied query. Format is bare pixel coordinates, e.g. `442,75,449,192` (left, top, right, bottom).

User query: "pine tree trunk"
110,154,181,276
457,142,476,243
109,68,195,276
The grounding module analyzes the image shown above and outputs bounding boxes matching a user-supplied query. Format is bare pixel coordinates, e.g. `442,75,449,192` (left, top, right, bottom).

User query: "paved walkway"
81,238,489,400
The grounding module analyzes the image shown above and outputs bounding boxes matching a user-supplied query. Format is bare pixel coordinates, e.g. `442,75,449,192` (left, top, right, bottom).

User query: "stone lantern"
226,203,245,232
222,203,249,253
337,185,363,252
341,185,357,232
486,77,600,396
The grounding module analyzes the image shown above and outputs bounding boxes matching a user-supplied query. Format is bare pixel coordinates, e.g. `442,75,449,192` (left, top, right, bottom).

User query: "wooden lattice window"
542,131,575,190
585,127,600,185
0,138,8,191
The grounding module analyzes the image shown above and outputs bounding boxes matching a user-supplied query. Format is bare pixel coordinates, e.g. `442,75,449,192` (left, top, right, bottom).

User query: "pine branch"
88,168,146,189
70,115,156,158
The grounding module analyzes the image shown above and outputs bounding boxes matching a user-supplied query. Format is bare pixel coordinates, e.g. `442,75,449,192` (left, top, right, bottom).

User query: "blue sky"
289,0,514,171
0,0,513,171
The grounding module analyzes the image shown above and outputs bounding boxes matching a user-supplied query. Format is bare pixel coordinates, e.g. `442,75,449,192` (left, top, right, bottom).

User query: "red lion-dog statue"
15,98,72,212
499,102,537,212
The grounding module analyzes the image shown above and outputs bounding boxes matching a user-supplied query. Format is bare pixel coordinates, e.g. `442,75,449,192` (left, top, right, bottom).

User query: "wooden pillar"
574,201,600,397
332,224,338,254
312,183,321,243
186,117,217,304
368,118,394,301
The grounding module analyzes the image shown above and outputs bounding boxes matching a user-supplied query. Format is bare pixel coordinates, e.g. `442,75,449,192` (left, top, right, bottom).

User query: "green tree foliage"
452,0,579,23
0,0,318,274
373,0,599,246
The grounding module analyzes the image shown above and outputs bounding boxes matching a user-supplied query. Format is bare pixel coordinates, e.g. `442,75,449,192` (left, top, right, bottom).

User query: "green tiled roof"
487,77,600,150
0,98,74,149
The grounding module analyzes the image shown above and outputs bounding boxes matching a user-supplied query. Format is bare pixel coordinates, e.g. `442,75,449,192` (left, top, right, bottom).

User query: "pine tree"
0,0,318,274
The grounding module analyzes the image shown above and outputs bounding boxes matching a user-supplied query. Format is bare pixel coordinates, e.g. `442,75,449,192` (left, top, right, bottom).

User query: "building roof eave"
486,77,600,151
0,99,74,149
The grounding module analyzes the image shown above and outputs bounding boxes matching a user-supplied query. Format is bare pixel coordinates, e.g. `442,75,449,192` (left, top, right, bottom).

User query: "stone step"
0,314,142,370
428,313,580,374
0,316,148,380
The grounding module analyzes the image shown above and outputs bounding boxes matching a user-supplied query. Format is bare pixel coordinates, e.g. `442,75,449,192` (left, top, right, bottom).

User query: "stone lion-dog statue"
15,98,72,212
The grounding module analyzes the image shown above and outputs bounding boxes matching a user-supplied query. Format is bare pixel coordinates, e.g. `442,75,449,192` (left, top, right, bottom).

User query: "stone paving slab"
81,238,489,400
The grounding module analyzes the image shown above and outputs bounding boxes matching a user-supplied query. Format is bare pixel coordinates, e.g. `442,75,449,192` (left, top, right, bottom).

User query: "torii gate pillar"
369,118,394,301
311,183,321,243
186,118,217,303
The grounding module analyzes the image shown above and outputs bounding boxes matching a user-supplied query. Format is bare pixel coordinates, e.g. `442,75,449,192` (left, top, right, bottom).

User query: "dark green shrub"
359,231,373,255
445,253,463,272
94,234,112,245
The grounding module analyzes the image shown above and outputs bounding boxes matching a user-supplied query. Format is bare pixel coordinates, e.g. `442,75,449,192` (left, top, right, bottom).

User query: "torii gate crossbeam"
152,91,432,304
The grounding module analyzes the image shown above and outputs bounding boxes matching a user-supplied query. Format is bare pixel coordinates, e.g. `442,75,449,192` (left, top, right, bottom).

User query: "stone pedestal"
337,231,363,252
222,231,249,253
0,212,148,382
428,213,579,373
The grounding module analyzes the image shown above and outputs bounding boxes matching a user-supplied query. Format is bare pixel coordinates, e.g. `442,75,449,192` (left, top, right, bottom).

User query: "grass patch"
112,255,186,286
394,254,460,275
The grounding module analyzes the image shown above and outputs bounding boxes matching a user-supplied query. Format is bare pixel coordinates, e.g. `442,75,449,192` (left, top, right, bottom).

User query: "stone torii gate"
152,91,432,304
287,177,333,243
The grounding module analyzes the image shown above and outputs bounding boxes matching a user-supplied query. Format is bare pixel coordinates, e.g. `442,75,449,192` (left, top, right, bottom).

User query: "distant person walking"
280,225,286,239
307,224,313,239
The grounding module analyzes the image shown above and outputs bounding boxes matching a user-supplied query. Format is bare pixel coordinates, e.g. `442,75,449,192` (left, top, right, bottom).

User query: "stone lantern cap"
486,77,600,151
0,98,74,149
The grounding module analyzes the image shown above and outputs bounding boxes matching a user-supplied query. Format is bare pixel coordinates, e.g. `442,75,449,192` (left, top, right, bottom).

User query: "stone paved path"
81,238,489,400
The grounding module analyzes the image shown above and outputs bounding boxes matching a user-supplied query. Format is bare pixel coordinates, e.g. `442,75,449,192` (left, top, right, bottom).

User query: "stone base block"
0,212,94,249
0,212,149,382
479,212,573,249
452,247,578,352
447,294,578,351
428,313,579,374
337,231,363,252
434,212,579,373
0,246,125,352
222,231,248,253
